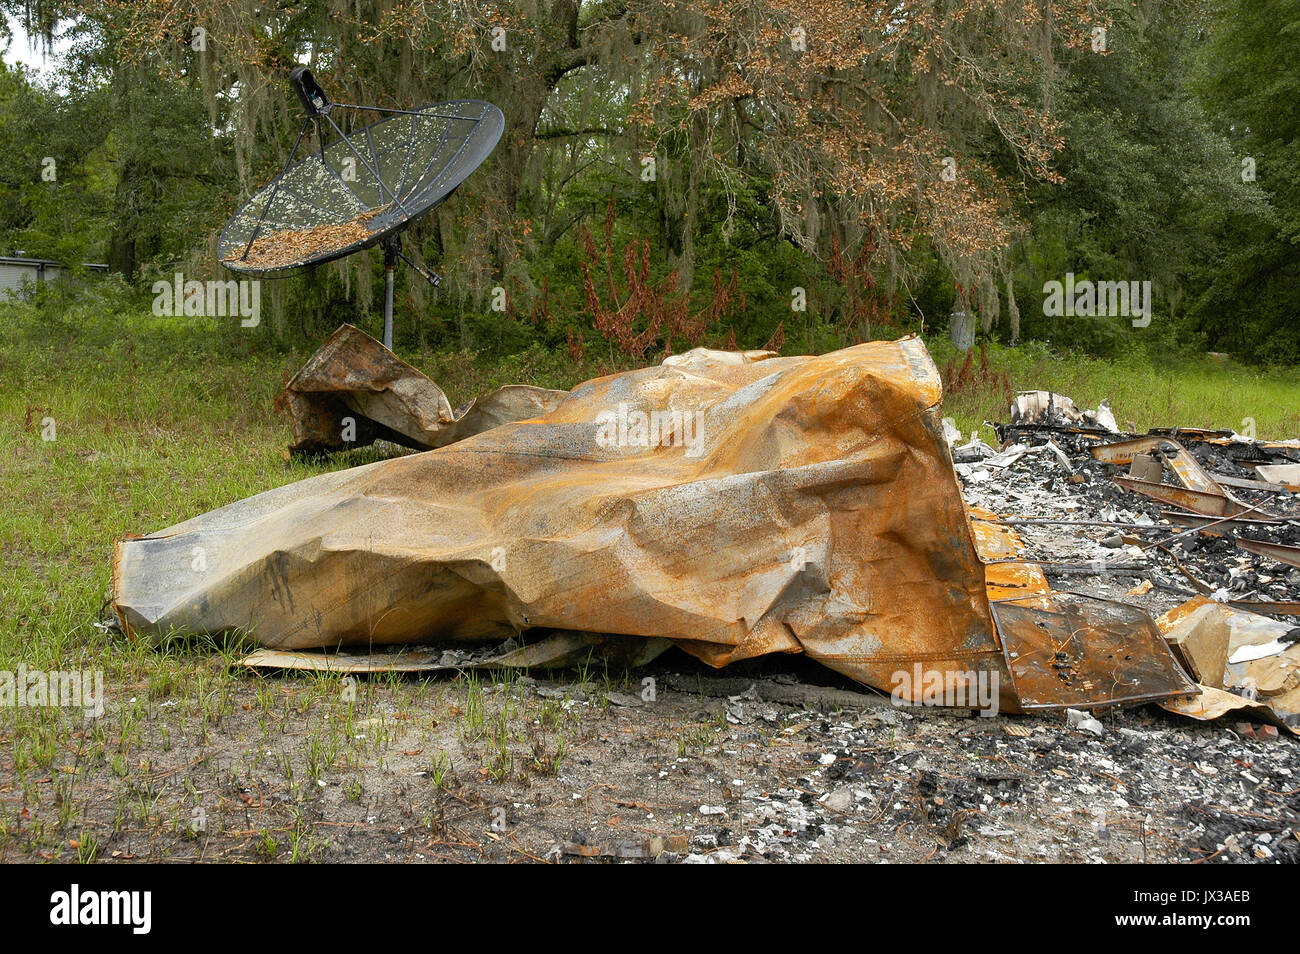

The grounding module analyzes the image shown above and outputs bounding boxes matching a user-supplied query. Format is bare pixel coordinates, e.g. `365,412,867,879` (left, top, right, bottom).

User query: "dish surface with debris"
218,100,504,275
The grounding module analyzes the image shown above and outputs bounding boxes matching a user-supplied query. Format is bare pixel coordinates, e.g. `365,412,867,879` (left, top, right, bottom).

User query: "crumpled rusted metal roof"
284,323,567,454
112,333,1199,715
115,337,1003,688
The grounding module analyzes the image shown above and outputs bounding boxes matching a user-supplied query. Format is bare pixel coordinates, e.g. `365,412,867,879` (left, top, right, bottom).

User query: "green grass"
3,301,1297,696
928,338,1300,443
2,293,1299,859
4,299,1298,681
0,293,603,860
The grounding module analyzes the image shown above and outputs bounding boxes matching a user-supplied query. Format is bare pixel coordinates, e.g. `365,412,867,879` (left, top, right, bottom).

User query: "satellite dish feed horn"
218,67,505,350
289,66,332,116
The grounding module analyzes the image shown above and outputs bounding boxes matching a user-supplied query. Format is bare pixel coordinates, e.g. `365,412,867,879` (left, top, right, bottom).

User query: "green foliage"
1186,0,1300,364
0,60,111,262
0,0,1297,364
994,3,1268,359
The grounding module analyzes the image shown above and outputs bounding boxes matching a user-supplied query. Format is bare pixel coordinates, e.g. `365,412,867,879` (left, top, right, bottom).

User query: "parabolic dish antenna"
218,67,504,347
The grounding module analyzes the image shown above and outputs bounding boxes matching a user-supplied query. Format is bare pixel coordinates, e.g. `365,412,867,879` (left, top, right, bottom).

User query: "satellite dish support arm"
319,112,412,220
395,247,442,289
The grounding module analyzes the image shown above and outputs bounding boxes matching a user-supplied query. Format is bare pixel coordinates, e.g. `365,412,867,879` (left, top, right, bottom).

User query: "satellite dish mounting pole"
382,235,399,350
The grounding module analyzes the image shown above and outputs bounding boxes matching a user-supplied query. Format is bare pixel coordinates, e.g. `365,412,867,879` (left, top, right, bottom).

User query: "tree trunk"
950,308,975,352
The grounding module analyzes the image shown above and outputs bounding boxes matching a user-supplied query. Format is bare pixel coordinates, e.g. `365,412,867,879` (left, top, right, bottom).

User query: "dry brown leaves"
225,206,391,269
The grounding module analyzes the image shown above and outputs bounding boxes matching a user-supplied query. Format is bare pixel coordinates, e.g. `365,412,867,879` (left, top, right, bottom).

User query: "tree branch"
535,126,619,140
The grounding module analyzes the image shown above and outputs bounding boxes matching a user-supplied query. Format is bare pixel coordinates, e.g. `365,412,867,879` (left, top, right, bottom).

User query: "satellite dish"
218,67,504,347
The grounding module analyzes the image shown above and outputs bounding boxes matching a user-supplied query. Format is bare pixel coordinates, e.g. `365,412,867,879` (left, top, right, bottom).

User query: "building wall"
0,261,63,299
0,260,104,300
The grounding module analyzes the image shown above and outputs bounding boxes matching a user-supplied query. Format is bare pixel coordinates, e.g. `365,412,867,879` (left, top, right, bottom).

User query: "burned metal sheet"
991,591,1197,710
115,336,1007,698
967,511,1195,712
1160,510,1283,537
285,324,567,454
1112,476,1248,518
1211,472,1300,494
1161,601,1231,688
242,632,673,673
1224,600,1300,617
1096,435,1268,518
1236,538,1300,570
1160,686,1297,733
1091,435,1223,494
966,507,1050,603
1154,597,1300,726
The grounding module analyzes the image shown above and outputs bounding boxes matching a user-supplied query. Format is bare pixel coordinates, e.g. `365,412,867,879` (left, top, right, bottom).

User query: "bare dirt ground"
3,646,1295,864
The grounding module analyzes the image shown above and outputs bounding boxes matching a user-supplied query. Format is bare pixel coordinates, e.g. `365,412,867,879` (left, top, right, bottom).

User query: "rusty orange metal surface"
966,505,1200,713
1096,435,1264,518
114,335,1009,698
1112,476,1247,517
992,592,1198,710
1091,435,1222,493
112,332,1205,715
966,507,1050,603
1154,596,1300,729
285,324,567,454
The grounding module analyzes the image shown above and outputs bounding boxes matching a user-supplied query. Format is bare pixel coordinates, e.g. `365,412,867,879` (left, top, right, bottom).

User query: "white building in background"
0,256,108,299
